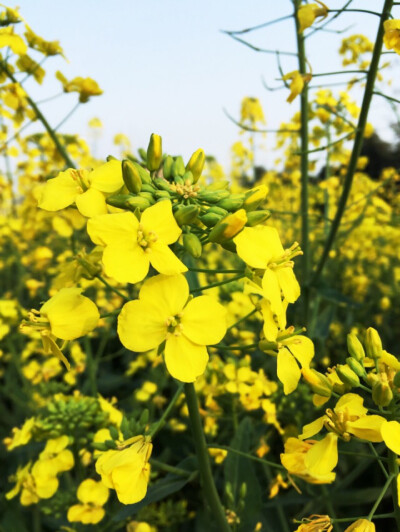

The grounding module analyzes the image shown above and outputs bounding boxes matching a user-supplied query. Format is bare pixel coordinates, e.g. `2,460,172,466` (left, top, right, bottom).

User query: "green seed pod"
174,205,200,226
347,333,365,361
147,133,162,171
186,148,205,183
163,155,174,179
246,210,271,227
172,156,186,178
336,364,360,388
183,233,202,258
122,159,142,194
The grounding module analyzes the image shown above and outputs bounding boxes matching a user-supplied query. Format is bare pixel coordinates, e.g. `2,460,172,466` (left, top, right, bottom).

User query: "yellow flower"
118,274,227,382
298,1,328,33
381,420,400,454
282,71,312,103
88,201,187,285
234,225,301,317
383,20,400,55
38,160,123,217
35,435,74,475
21,287,99,370
0,27,27,55
67,479,109,525
294,514,332,531
3,417,35,451
344,519,375,532
95,436,152,505
56,71,103,102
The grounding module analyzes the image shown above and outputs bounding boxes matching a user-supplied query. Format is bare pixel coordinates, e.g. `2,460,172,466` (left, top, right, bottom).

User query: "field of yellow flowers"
1,2,400,531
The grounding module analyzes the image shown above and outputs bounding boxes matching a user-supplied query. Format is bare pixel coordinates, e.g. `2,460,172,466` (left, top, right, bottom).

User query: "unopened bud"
122,159,142,194
174,205,200,226
243,185,268,211
200,212,223,227
347,333,365,361
163,155,174,179
186,148,205,183
208,209,247,242
217,194,245,212
246,210,271,227
301,368,332,397
372,380,393,407
109,425,119,440
198,189,230,203
336,364,360,388
172,156,186,178
346,357,366,378
365,327,382,360
147,133,162,171
183,233,202,258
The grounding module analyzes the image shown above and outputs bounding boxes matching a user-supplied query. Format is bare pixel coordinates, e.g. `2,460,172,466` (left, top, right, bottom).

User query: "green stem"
213,343,258,351
96,274,129,301
190,274,244,294
184,383,231,531
311,0,394,288
388,450,400,527
150,457,192,477
208,444,285,470
0,60,76,168
367,472,395,520
294,0,310,323
368,442,389,478
148,383,184,438
332,513,394,523
188,267,244,274
227,308,258,332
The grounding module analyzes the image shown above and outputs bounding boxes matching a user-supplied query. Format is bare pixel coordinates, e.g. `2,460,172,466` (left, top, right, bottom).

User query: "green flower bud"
163,155,174,179
198,189,230,203
336,364,360,387
246,210,271,227
301,368,332,397
183,233,202,258
154,190,171,200
347,333,365,361
186,148,205,183
92,442,108,451
207,206,228,216
365,327,383,360
153,177,173,192
372,380,393,407
147,133,162,171
109,425,119,440
141,184,156,193
139,191,156,205
138,147,147,163
122,159,142,194
174,205,200,226
217,194,245,211
182,171,194,185
346,357,366,378
106,194,150,211
393,371,400,388
130,161,152,184
126,196,152,211
172,156,186,178
200,212,223,227
208,210,247,243
243,185,268,211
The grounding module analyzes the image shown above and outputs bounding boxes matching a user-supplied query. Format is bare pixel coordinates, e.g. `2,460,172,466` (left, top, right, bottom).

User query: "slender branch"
223,32,297,56
185,383,231,531
310,0,394,288
208,444,285,470
190,274,244,294
388,450,400,528
95,275,129,301
223,14,293,35
223,108,298,134
148,383,184,438
373,91,400,105
367,473,395,520
55,102,80,131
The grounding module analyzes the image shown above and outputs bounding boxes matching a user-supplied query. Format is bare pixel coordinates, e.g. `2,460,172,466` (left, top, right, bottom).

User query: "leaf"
313,303,336,341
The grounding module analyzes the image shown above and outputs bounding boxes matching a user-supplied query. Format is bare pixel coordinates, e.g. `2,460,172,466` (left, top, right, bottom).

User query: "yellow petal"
277,348,300,395
299,416,325,440
89,160,123,193
87,211,138,246
276,267,300,303
76,188,108,218
346,415,385,443
284,335,314,368
118,300,166,352
139,274,189,317
262,269,284,317
260,299,278,341
165,334,208,382
148,241,187,276
234,226,275,268
381,420,400,454
182,295,227,345
141,200,182,244
0,29,27,55
102,242,149,284
77,479,109,505
37,169,80,211
305,433,338,476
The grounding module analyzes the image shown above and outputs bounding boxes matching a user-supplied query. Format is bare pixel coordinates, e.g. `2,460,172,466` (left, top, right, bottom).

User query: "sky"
8,0,400,170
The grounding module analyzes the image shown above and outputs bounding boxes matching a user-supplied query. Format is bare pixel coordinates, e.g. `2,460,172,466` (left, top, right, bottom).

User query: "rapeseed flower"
67,479,109,525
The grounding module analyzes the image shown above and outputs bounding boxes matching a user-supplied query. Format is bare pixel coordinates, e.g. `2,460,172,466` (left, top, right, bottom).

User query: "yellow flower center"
171,182,200,199
324,408,353,441
165,314,184,337
137,225,158,252
70,169,89,193
269,242,303,270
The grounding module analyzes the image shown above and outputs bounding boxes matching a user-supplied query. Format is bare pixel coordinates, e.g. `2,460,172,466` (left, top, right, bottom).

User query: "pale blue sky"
10,1,400,169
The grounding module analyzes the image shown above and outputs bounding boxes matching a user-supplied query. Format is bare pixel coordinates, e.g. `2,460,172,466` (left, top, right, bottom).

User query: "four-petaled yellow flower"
38,160,123,217
118,274,227,382
87,200,187,285
95,435,152,505
67,479,109,525
298,1,329,33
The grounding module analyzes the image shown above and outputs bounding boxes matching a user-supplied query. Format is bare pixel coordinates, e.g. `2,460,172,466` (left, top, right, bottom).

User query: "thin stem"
311,0,394,288
189,267,244,274
367,473,395,520
213,343,258,351
190,274,244,294
148,383,184,438
368,442,389,479
223,108,299,134
227,308,258,332
96,275,129,301
294,0,310,323
184,383,231,531
223,14,293,35
388,450,400,528
150,457,193,477
55,102,80,131
223,32,296,56
0,60,76,168
295,131,355,155
208,444,285,470
332,514,394,523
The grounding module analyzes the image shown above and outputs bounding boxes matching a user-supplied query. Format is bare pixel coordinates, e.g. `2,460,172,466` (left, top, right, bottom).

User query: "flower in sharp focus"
117,274,227,382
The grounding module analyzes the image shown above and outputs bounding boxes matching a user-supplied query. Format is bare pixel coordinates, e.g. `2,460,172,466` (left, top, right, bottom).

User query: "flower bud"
246,210,271,227
130,161,152,184
147,133,162,171
346,357,366,378
372,380,393,407
393,371,400,388
347,333,365,361
365,327,382,360
336,364,360,388
301,368,332,397
198,189,230,203
122,159,142,194
174,205,200,226
200,212,223,227
172,156,186,178
163,155,174,179
153,177,173,192
186,148,205,183
208,209,247,242
217,194,244,212
183,233,202,258
243,185,268,211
